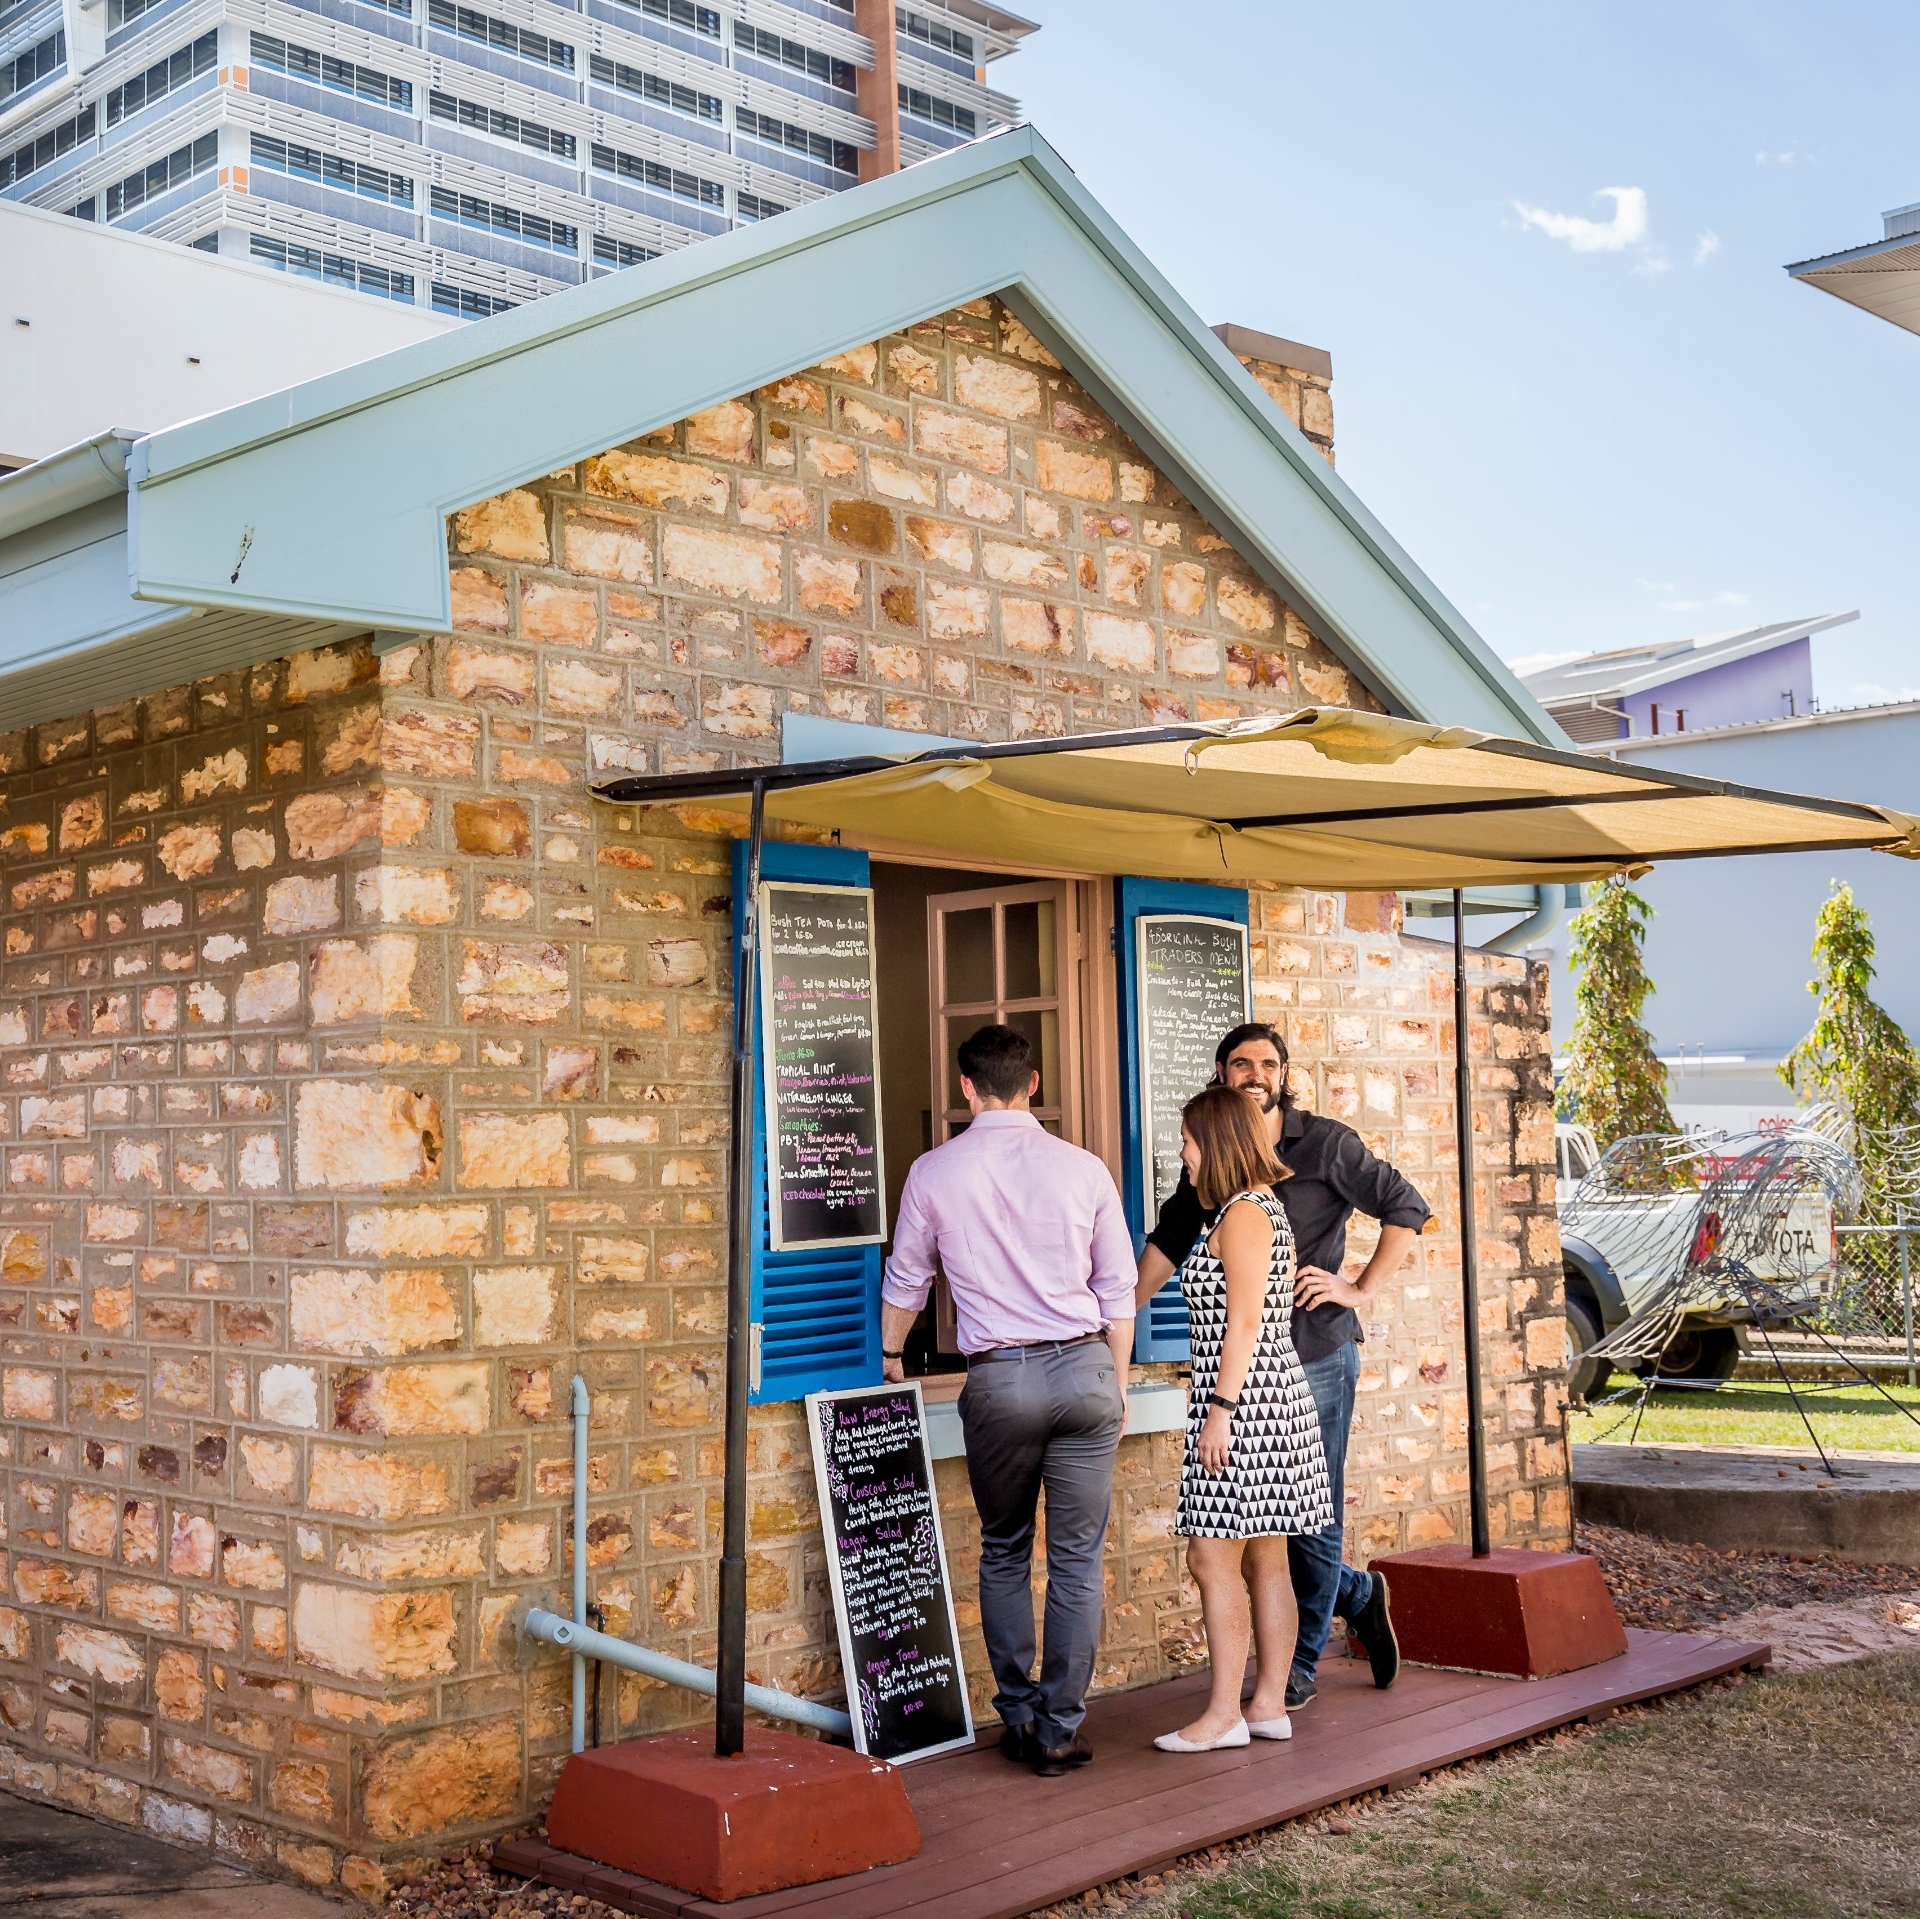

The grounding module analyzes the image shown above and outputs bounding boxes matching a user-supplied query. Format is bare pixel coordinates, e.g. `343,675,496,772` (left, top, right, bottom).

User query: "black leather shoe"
1284,1673,1316,1710
1348,1575,1400,1689
1033,1732,1093,1777
999,1722,1038,1764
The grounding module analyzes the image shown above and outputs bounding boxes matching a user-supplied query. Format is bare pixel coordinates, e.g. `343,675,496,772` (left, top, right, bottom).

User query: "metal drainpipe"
570,1373,589,1755
717,776,768,1758
1453,890,1492,1558
1482,883,1575,957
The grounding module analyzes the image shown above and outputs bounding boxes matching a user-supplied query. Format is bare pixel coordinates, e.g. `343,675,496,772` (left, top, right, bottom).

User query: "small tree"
1781,882,1920,1213
1558,876,1677,1148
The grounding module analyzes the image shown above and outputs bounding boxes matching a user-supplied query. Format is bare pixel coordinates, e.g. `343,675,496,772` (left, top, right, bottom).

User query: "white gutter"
0,430,141,542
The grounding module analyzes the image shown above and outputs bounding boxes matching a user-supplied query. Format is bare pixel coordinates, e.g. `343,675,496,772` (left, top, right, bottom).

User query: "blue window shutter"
1115,876,1251,1363
731,839,882,1403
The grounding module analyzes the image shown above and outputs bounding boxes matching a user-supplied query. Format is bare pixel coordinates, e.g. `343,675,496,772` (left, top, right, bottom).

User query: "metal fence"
1806,1224,1920,1385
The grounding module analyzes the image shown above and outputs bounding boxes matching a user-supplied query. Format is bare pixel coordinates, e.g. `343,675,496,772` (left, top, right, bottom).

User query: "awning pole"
1453,888,1492,1558
717,775,767,1757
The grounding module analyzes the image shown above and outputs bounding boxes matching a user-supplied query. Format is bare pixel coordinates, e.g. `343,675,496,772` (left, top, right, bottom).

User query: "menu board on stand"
758,881,886,1251
1135,914,1253,1218
806,1382,975,1763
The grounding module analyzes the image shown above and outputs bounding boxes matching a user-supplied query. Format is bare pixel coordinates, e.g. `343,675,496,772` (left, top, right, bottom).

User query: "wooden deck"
495,1628,1768,1919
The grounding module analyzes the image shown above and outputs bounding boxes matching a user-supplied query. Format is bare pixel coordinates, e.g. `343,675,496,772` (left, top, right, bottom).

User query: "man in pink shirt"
881,1024,1136,1776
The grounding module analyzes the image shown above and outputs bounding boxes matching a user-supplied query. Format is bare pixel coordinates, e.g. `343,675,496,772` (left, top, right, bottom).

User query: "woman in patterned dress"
1155,1085,1334,1753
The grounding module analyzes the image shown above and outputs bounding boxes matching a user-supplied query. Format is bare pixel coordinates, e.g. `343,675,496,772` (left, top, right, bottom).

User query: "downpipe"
570,1374,589,1755
525,1609,854,1740
550,1374,852,1748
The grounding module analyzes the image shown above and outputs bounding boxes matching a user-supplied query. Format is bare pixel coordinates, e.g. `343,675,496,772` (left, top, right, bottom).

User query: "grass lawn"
1130,1654,1920,1919
1569,1376,1920,1452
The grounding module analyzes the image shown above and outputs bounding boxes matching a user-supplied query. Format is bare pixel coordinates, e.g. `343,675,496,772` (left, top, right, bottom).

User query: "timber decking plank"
505,1632,1765,1919
664,1630,1763,1919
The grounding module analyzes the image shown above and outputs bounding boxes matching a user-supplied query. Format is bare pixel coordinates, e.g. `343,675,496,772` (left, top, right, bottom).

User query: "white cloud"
1636,578,1680,595
1512,185,1649,253
1693,229,1721,265
1632,252,1674,275
1656,590,1751,614
1839,681,1920,709
1755,150,1807,166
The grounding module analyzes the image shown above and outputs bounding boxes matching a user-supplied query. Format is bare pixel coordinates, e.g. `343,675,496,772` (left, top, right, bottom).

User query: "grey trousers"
957,1338,1124,1749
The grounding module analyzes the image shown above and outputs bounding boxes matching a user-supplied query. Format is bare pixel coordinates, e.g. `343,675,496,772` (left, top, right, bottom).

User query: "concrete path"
0,1791,351,1919
1573,1441,1920,1562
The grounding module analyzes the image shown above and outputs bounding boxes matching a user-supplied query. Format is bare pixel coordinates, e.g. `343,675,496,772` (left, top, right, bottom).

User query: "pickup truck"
1555,1121,1838,1401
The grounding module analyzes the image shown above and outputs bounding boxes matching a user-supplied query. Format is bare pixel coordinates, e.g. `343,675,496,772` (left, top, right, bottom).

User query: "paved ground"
0,1792,349,1919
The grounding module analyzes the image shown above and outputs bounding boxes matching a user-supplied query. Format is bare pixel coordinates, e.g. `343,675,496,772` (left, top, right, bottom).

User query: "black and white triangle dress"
1175,1187,1335,1539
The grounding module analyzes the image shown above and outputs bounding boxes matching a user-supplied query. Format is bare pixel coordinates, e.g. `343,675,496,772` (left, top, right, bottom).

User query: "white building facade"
0,0,1030,319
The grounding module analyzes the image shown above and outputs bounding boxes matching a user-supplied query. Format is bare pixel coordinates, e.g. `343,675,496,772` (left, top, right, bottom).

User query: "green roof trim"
6,127,1559,744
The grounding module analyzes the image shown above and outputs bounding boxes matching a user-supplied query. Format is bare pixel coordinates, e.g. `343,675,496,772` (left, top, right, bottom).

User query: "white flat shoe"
1153,1719,1249,1752
1247,1715,1293,1741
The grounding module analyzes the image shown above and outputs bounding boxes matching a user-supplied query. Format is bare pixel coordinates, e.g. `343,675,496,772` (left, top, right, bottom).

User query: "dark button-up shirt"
1146,1104,1432,1364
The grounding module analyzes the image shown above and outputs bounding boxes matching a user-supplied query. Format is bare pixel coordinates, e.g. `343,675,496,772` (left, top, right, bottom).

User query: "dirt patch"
1577,1517,1920,1629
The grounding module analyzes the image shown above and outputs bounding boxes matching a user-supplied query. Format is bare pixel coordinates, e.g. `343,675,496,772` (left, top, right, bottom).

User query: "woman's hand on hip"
1197,1406,1232,1475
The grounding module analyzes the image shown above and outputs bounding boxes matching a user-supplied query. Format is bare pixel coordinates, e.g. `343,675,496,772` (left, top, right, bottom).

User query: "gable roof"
1518,612,1856,708
0,126,1559,743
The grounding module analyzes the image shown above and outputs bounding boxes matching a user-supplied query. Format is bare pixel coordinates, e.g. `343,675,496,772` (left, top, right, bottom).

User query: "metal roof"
1517,613,1857,708
0,126,1559,744
1787,208,1920,337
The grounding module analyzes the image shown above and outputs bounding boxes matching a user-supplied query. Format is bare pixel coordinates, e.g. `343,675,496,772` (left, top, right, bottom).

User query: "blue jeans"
1288,1342,1373,1684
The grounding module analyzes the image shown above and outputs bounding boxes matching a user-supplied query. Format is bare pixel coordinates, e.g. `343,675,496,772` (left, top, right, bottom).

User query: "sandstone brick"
1035,439,1113,500
586,450,727,515
1084,612,1156,675
54,1625,143,1687
293,1583,458,1682
520,582,598,648
458,1111,570,1189
447,643,535,707
263,875,340,938
473,1267,558,1346
284,788,381,861
452,491,549,564
307,1446,451,1520
335,1361,489,1436
354,865,459,925
915,407,1008,472
661,525,781,602
293,1082,441,1190
382,708,480,777
359,1715,519,1842
458,938,569,1024
686,400,756,460
1217,575,1277,636
291,1268,458,1357
944,472,1015,522
736,479,813,533
447,564,506,633
702,682,776,740
953,353,1041,420
795,550,862,614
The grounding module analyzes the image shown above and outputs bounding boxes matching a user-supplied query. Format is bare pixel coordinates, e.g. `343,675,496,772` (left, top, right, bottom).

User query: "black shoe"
1033,1732,1093,1777
999,1722,1038,1765
1284,1673,1316,1711
1348,1575,1400,1689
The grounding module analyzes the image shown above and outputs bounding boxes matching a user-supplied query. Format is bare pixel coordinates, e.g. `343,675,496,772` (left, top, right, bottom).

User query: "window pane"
942,907,994,1006
1002,898,1055,1001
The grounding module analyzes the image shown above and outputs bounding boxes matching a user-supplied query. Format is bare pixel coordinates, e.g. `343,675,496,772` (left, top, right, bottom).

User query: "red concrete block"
544,1726,921,1902
1371,1546,1629,1679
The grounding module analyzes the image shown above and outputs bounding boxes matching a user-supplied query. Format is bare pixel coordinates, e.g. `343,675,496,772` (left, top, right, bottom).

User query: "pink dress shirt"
882,1110,1137,1353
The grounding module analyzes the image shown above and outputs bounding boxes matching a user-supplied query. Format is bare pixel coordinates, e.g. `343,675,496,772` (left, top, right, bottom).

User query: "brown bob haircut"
1180,1083,1289,1211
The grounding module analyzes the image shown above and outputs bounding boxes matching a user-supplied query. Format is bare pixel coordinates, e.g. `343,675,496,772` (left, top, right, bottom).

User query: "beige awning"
595,708,1920,890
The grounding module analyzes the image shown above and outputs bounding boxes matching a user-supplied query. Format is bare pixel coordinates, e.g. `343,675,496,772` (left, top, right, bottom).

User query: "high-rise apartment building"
0,0,1032,318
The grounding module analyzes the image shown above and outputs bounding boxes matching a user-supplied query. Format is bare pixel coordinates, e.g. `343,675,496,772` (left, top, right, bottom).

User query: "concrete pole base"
1371,1545,1630,1678
544,1725,921,1902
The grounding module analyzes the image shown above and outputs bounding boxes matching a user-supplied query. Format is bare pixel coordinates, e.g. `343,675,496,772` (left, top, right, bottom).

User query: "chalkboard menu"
1136,914,1252,1219
758,882,886,1252
806,1382,974,1764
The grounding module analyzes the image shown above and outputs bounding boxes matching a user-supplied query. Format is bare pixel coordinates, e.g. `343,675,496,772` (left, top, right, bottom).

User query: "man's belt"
965,1332,1106,1366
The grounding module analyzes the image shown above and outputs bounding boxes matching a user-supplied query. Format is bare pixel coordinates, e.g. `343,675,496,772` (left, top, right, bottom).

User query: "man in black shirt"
1135,1022,1430,1707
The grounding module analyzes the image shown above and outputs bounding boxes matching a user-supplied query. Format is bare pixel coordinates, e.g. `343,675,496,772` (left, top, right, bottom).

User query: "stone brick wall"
0,297,1566,1889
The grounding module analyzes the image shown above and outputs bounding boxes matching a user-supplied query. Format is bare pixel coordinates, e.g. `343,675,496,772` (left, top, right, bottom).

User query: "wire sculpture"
1566,1119,1920,1471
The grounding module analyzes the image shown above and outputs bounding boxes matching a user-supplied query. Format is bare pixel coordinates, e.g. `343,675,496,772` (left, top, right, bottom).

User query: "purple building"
1519,613,1853,746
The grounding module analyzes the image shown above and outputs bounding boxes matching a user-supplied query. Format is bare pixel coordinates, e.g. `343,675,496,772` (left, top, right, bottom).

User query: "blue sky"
1011,2,1920,711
